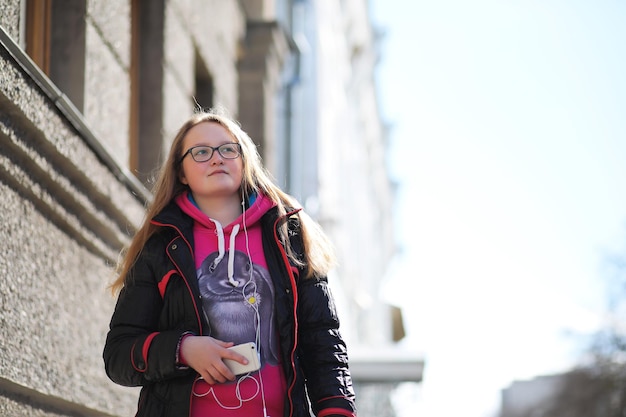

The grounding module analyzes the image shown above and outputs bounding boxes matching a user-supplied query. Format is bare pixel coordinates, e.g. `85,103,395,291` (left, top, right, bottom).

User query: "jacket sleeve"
102,246,193,387
297,277,357,417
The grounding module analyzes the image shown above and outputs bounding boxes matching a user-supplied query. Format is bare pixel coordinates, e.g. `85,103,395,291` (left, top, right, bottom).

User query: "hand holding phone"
223,342,261,376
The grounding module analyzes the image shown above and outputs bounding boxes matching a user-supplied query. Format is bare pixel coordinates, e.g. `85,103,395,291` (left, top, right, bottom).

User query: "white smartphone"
223,342,261,375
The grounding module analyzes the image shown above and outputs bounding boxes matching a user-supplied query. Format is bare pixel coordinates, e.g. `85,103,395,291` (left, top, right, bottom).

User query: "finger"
200,371,215,385
212,361,237,382
209,365,232,383
222,348,249,365
212,338,235,348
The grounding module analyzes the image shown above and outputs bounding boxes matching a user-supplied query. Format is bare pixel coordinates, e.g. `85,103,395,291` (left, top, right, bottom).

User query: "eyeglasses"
179,143,242,163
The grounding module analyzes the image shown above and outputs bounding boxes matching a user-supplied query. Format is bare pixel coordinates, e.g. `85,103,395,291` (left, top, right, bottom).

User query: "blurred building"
0,0,422,415
500,374,565,417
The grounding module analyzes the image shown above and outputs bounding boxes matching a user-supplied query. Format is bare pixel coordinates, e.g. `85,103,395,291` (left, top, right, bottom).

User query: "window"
25,0,86,111
194,52,214,111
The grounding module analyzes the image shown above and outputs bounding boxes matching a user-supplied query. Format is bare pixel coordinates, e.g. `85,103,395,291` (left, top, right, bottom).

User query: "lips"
209,169,227,176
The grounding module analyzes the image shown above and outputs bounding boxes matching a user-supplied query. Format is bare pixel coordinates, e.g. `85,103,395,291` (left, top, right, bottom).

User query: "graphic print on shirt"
197,250,279,366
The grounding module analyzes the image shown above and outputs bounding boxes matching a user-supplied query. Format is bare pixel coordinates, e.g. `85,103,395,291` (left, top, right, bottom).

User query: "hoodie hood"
175,191,274,230
174,191,275,275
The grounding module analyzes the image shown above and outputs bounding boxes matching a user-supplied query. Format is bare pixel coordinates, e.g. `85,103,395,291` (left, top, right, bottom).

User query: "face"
179,121,243,201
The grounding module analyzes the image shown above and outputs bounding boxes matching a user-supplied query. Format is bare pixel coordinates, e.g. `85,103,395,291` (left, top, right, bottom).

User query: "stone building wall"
0,21,144,415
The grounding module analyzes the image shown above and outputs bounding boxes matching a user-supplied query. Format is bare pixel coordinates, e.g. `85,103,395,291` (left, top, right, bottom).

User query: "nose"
209,150,224,164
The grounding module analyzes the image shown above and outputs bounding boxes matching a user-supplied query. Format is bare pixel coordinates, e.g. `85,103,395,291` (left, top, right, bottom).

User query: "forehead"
183,121,236,146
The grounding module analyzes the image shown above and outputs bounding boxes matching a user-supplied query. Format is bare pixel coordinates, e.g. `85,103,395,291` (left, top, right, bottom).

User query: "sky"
370,1,626,416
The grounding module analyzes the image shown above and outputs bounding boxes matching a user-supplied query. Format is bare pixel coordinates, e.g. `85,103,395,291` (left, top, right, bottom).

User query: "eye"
193,147,210,156
220,144,240,156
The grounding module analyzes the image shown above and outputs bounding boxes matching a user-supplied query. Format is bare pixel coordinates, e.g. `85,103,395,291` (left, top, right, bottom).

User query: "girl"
103,110,356,417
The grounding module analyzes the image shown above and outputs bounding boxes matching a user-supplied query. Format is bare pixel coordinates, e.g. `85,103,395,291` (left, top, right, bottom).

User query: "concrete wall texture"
1,0,143,413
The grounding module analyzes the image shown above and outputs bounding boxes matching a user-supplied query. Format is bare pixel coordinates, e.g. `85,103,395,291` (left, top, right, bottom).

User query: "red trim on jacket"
131,332,159,373
272,208,302,417
130,340,141,372
318,408,356,417
158,269,177,298
290,265,300,279
142,332,159,364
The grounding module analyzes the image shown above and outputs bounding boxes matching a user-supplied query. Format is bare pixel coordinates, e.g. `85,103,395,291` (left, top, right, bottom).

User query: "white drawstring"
228,224,240,287
209,219,225,272
208,219,240,287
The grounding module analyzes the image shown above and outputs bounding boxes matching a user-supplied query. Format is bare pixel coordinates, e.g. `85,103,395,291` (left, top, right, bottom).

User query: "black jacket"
103,202,356,417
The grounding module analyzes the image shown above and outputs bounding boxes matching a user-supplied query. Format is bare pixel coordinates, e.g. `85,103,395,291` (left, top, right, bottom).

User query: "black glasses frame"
179,143,242,163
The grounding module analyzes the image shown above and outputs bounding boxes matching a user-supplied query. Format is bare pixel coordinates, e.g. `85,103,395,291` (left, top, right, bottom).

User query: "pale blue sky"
371,1,626,416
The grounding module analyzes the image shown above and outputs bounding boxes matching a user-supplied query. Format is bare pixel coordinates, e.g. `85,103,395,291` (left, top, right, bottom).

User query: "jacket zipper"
272,209,302,417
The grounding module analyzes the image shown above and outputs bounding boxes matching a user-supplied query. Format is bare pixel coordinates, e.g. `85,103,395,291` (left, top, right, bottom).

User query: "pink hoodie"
175,191,286,417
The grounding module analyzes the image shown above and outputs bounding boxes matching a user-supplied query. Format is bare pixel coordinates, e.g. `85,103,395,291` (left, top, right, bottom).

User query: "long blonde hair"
110,109,335,294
